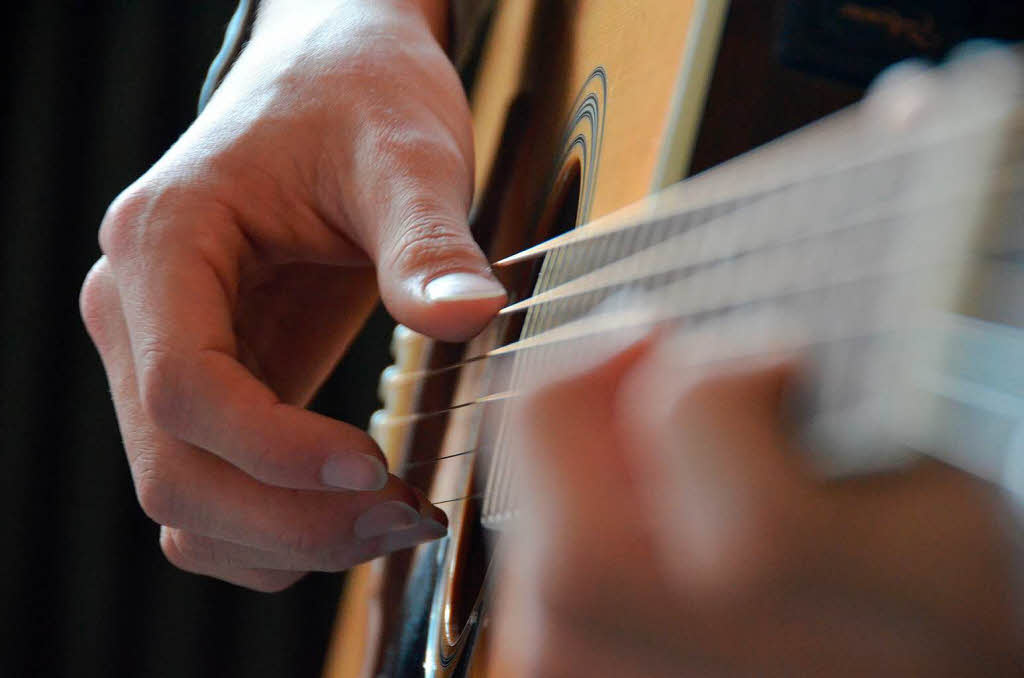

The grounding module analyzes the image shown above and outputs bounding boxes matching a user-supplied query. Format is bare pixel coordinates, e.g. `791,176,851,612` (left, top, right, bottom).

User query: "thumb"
376,192,507,342
351,103,506,342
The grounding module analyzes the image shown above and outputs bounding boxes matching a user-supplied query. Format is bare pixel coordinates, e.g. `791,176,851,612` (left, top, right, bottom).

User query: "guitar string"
494,109,1024,267
413,210,1023,498
410,290,923,430
416,114,1023,504
421,318,932,504
432,493,484,506
402,448,476,470
385,178,1024,400
401,238,1024,493
499,172,1024,316
393,154,1024,388
398,178,1024,492
493,147,1024,285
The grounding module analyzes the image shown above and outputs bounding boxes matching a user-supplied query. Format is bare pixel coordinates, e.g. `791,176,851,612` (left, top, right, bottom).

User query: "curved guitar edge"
321,559,384,678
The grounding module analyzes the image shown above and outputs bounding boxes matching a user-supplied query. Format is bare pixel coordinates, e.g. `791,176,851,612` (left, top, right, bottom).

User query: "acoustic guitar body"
323,1,728,676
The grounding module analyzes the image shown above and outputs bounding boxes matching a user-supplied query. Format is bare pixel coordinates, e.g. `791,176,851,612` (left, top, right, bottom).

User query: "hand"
79,0,506,591
495,336,1023,676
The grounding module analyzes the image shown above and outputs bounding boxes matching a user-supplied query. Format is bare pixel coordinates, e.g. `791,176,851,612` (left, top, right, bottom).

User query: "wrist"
255,0,450,48
198,0,452,114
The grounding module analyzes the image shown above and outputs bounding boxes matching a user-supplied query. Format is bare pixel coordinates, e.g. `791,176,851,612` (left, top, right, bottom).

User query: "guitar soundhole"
546,161,583,239
446,477,487,640
499,160,583,343
443,159,583,657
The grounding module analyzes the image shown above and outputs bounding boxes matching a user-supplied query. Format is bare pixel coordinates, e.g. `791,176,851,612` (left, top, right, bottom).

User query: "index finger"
101,194,388,492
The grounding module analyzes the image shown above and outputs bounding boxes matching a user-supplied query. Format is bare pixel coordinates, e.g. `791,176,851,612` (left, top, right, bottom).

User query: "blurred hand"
80,0,505,591
496,336,1023,676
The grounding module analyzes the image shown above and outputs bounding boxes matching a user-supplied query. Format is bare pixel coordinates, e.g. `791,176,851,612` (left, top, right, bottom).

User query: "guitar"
322,2,1023,676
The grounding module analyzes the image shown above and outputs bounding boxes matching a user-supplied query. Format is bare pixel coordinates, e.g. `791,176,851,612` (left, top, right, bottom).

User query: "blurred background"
0,3,394,676
2,1,1021,677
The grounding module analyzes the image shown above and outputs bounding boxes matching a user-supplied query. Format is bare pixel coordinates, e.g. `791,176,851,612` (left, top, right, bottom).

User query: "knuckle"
137,346,191,435
366,117,469,193
98,185,152,260
167,530,215,566
160,530,197,573
99,179,214,263
135,462,184,527
380,123,464,174
78,261,116,345
387,215,478,276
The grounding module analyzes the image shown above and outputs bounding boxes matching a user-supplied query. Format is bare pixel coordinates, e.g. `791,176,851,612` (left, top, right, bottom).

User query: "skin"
496,337,1024,676
80,0,506,591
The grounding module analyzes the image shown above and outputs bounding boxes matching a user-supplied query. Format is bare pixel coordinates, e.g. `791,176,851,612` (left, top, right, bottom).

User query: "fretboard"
477,52,1024,526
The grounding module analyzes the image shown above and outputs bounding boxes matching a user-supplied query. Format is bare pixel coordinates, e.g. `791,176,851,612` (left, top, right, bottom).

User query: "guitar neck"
479,55,1024,525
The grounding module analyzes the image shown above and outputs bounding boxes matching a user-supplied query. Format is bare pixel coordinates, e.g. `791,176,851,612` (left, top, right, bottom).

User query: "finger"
207,0,501,341
506,335,668,619
822,462,1024,659
618,342,812,595
100,197,389,492
512,336,656,517
160,486,445,573
84,259,446,559
342,60,507,342
160,527,307,593
162,491,445,574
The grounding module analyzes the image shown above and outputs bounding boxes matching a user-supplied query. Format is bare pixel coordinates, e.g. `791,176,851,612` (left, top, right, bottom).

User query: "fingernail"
424,272,506,303
420,517,448,538
354,501,421,539
412,489,448,532
321,454,388,491
425,504,448,529
379,521,447,552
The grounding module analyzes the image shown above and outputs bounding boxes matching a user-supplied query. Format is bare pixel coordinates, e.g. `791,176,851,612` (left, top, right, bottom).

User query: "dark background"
0,3,393,676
